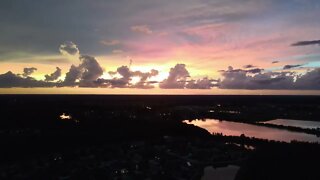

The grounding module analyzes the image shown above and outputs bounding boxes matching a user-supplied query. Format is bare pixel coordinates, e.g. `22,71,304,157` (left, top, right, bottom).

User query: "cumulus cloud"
185,77,218,89
45,67,61,81
291,40,320,46
160,64,190,89
63,55,104,87
3,40,319,90
22,67,37,77
131,69,159,89
219,66,295,89
295,68,320,90
0,71,56,88
78,55,104,87
97,66,159,88
283,64,303,70
219,66,320,90
131,25,153,34
63,65,82,86
59,41,104,87
59,41,79,56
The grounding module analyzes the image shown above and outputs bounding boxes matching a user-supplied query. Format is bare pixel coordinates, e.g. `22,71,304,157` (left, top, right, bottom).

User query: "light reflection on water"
262,119,320,129
184,119,320,143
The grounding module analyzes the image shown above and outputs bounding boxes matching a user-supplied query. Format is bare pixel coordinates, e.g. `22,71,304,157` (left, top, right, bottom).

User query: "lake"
262,119,320,129
184,119,320,143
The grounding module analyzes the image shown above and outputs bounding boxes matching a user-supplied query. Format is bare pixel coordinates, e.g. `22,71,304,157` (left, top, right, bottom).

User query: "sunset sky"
1,0,320,94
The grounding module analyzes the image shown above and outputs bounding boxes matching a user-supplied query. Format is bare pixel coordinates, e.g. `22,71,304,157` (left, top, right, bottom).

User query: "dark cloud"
45,67,62,81
78,55,104,87
219,66,295,89
243,64,256,69
22,67,37,77
219,66,320,90
63,55,104,87
291,40,320,46
219,66,263,74
295,68,320,90
0,71,56,88
159,64,190,89
59,41,79,56
272,61,279,64
246,68,264,74
185,78,218,89
63,65,82,86
283,64,303,70
60,41,104,87
131,69,159,89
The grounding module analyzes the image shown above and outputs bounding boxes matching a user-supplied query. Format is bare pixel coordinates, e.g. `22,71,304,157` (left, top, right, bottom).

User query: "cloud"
295,68,320,90
63,65,82,86
59,41,105,87
291,40,320,46
131,25,153,35
98,66,159,88
78,55,104,87
272,61,279,64
185,77,218,89
160,64,190,89
45,67,62,81
0,71,56,88
131,69,159,89
246,68,264,74
22,67,37,77
219,66,263,74
219,66,320,90
59,41,79,56
219,66,295,89
243,64,256,69
63,55,104,87
283,64,303,70
100,40,121,46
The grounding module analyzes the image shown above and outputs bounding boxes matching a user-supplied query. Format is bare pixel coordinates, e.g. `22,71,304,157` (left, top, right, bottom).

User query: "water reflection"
262,119,320,129
184,119,320,143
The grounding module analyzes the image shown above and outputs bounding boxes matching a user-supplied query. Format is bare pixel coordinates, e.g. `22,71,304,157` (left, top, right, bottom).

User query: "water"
262,119,320,129
184,119,320,143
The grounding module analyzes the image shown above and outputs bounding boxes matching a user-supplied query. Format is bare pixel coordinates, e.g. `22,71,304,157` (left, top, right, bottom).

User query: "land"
0,95,320,179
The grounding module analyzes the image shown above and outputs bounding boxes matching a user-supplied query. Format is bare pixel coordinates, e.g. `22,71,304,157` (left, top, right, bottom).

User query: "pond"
184,119,320,143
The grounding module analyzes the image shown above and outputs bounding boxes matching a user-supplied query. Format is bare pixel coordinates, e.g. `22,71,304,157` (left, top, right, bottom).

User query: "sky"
1,0,320,94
